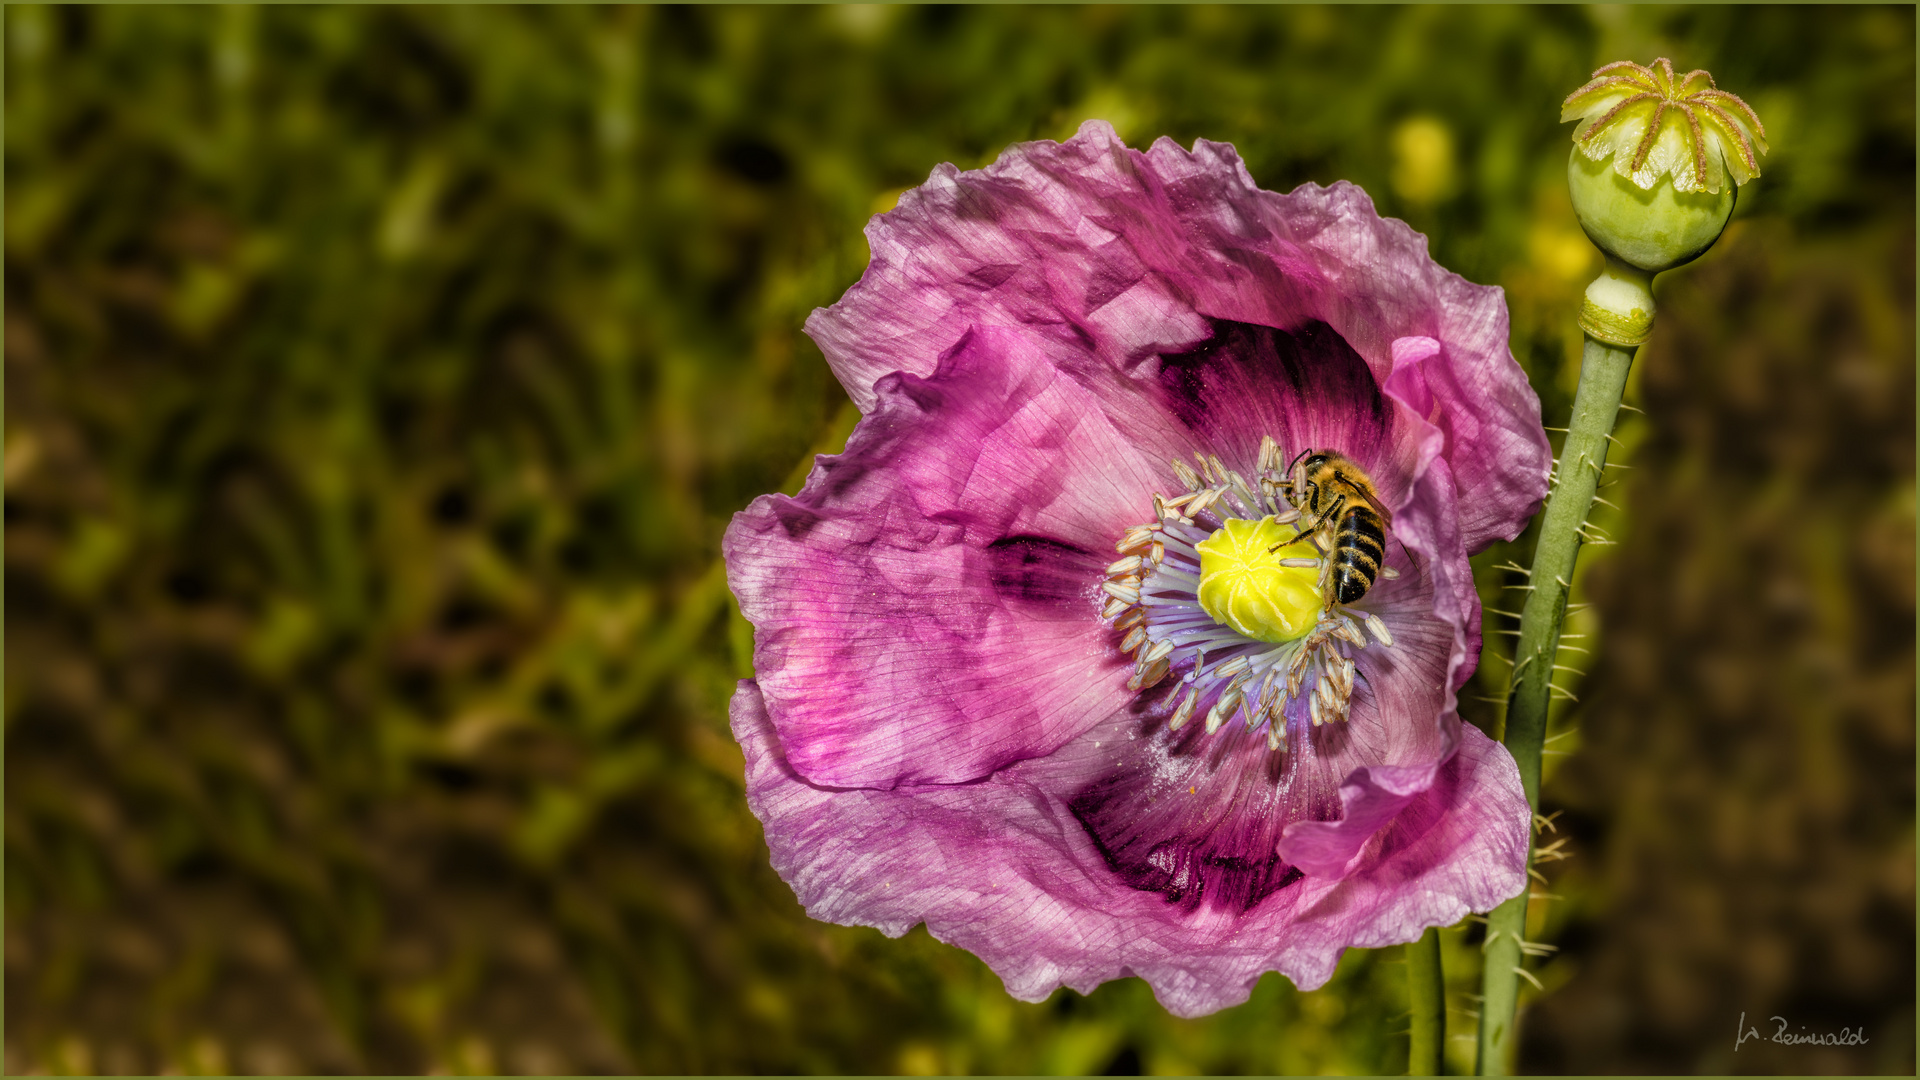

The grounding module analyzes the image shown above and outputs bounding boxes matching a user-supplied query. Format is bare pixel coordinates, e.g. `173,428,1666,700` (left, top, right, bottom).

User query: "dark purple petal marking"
1068,727,1316,914
986,535,1102,612
1154,318,1396,490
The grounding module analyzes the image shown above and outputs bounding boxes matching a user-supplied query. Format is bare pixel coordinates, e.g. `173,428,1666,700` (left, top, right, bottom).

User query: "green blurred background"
5,4,1912,1075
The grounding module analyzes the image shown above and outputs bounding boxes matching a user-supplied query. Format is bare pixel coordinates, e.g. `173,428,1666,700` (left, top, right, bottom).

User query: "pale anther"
1169,688,1199,730
1214,655,1252,681
1186,488,1225,517
1170,460,1202,491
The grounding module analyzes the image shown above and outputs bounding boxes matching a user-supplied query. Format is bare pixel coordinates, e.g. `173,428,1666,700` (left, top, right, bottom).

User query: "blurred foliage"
4,4,1911,1075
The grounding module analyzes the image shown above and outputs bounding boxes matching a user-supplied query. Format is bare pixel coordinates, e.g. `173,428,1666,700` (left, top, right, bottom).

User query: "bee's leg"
1306,493,1351,545
1269,511,1327,554
1316,493,1348,533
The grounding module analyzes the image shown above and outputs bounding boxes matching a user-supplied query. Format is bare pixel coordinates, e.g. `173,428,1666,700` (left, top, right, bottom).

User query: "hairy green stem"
1475,260,1648,1075
1407,927,1446,1075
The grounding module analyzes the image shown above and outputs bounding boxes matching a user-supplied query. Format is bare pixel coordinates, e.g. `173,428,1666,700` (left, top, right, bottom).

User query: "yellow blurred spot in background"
897,1041,943,1075
1062,85,1141,145
1390,116,1457,206
1529,220,1599,284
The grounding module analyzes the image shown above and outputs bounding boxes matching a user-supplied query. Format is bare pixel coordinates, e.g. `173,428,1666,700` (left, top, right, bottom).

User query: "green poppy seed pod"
1562,58,1767,278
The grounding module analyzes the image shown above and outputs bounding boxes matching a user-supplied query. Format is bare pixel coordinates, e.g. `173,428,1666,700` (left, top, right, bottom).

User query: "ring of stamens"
1102,435,1398,751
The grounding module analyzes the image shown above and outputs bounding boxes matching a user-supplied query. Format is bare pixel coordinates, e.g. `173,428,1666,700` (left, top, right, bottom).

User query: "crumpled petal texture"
734,681,1529,1017
726,121,1548,1015
808,119,1550,551
726,326,1168,788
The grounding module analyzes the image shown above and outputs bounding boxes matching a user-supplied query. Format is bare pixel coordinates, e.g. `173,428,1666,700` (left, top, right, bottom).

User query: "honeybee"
1276,449,1396,606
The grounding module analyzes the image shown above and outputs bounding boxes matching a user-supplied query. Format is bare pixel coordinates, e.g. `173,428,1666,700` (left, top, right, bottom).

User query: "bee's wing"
1339,473,1395,527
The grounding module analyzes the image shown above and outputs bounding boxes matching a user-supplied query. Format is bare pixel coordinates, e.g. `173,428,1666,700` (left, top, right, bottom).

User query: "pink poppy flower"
724,121,1550,1017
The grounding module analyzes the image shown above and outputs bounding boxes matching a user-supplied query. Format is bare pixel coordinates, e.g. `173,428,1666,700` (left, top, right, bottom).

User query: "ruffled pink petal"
735,681,1527,1018
809,120,1548,550
725,326,1171,789
1381,370,1485,702
1269,720,1528,967
806,130,1218,412
1278,751,1458,879
1382,333,1552,552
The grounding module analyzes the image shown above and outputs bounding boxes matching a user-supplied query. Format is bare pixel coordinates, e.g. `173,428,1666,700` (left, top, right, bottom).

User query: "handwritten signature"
1736,1012,1869,1051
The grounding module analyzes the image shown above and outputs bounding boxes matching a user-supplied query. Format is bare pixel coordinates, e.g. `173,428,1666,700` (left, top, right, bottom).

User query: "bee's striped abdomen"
1330,506,1387,605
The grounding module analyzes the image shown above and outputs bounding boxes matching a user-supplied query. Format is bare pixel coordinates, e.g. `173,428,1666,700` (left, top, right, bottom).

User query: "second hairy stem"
1407,927,1446,1075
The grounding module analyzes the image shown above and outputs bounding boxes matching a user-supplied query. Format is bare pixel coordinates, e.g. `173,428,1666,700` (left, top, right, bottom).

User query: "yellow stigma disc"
1194,516,1322,644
